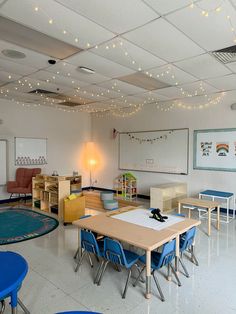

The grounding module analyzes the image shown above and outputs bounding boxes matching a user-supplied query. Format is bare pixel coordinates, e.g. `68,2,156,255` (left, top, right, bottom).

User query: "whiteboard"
193,128,236,171
0,140,7,185
15,137,47,166
119,128,189,174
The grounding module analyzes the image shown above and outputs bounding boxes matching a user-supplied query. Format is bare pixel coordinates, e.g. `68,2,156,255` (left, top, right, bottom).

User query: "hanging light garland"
156,92,225,111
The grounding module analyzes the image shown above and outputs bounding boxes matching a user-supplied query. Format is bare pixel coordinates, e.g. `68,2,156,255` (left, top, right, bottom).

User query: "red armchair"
7,168,41,198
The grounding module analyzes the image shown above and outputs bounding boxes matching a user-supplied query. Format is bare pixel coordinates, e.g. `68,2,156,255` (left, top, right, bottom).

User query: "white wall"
91,94,236,198
0,99,91,200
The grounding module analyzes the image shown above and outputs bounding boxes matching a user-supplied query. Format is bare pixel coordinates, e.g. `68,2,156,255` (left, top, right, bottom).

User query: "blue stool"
103,200,118,211
0,251,29,314
100,192,114,201
55,311,102,314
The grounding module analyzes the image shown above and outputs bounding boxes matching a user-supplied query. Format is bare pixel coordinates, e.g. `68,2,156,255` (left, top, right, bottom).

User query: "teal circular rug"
0,208,59,245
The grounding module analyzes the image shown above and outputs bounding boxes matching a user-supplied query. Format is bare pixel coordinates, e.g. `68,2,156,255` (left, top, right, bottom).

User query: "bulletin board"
0,139,7,185
193,128,236,171
119,128,189,174
15,137,47,166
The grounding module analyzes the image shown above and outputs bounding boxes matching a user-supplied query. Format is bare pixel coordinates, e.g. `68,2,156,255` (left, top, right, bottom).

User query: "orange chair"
7,168,41,199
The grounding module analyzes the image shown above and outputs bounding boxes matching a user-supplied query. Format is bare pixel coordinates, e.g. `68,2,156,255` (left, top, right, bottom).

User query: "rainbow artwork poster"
216,142,229,157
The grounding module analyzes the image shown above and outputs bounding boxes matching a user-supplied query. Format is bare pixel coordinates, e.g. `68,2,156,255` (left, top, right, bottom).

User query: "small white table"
199,190,235,223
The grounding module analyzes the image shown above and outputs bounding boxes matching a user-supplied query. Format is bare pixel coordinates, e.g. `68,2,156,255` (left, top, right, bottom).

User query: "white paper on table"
112,208,184,231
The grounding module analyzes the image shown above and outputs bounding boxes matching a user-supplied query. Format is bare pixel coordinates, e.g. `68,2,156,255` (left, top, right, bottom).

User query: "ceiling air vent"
212,45,236,64
28,89,59,96
61,102,82,107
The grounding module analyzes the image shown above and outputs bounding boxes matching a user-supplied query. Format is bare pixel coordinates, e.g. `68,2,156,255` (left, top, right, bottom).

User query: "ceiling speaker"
230,103,236,110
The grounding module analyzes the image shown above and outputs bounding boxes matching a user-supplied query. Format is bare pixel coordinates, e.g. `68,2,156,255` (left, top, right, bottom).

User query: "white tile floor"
1,206,236,314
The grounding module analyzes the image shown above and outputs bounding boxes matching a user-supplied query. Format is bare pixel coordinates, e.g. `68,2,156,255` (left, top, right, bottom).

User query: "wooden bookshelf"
32,174,82,220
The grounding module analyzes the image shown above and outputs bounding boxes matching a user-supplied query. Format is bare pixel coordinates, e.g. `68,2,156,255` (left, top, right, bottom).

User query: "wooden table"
73,206,200,299
178,198,220,236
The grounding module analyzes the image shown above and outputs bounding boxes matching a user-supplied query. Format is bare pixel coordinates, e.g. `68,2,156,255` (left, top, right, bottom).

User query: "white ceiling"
0,0,235,112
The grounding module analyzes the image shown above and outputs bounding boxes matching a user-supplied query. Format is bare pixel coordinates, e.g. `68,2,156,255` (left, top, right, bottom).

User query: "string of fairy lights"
0,0,232,117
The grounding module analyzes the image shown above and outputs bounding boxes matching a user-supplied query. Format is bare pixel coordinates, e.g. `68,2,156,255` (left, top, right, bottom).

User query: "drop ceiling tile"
206,74,236,90
0,57,38,76
225,61,236,73
7,77,71,94
55,0,158,33
116,95,144,105
0,0,114,49
91,38,166,71
149,64,197,85
82,85,124,99
0,70,21,83
0,16,81,59
47,62,109,85
137,91,170,103
143,0,192,15
67,51,135,78
0,40,51,69
118,72,170,90
174,53,232,79
123,18,204,62
28,70,86,89
167,1,236,51
98,79,147,95
65,89,108,102
155,86,185,99
180,81,219,96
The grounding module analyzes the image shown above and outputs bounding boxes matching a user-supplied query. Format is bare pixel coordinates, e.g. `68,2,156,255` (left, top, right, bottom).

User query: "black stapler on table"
150,208,168,222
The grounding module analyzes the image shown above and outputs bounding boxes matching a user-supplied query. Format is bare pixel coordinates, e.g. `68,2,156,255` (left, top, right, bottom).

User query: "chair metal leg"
97,260,109,286
114,263,121,272
94,260,104,284
74,247,80,260
170,264,181,287
191,246,199,266
133,266,145,287
75,251,86,272
133,263,145,283
122,269,132,299
11,308,17,314
87,253,94,268
179,257,190,278
0,300,5,314
152,271,165,302
18,298,30,314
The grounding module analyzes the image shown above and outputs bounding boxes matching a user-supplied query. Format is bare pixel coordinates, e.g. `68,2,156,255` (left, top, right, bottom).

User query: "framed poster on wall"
193,128,236,171
15,137,47,166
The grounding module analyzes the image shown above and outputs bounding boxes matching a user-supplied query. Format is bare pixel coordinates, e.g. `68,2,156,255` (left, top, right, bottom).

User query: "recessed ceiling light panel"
78,66,95,74
2,49,26,59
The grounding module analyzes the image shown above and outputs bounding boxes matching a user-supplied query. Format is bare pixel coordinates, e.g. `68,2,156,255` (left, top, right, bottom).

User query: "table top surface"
73,206,200,251
179,197,220,208
199,190,234,198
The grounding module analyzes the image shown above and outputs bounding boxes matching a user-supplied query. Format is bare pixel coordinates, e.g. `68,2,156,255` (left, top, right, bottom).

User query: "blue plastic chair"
0,251,30,314
56,311,102,314
179,227,199,277
96,238,141,299
75,230,104,277
133,239,181,302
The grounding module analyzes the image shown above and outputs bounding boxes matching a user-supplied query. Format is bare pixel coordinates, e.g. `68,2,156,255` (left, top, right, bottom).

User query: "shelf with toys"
115,172,137,200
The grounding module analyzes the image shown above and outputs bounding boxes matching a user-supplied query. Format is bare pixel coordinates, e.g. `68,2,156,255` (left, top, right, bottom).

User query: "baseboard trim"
82,186,150,200
0,195,31,204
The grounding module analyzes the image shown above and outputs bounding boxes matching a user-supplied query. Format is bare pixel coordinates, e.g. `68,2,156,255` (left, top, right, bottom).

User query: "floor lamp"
88,158,96,191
